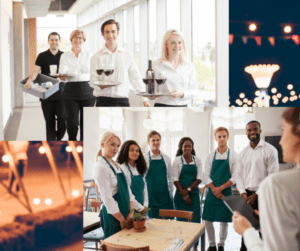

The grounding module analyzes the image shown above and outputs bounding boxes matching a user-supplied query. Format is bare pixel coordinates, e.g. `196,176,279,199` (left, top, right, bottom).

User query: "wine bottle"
146,60,155,94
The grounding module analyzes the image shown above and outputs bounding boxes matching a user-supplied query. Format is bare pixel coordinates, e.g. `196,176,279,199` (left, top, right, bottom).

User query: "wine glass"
96,63,105,81
109,63,114,85
155,70,166,93
104,63,112,85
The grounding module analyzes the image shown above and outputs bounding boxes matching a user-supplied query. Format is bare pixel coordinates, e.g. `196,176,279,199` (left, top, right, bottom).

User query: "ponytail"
95,149,102,162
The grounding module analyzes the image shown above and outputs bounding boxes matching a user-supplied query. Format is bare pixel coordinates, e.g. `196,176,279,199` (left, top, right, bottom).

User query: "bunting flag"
268,37,275,46
229,34,234,44
292,35,300,45
255,36,261,46
242,36,248,44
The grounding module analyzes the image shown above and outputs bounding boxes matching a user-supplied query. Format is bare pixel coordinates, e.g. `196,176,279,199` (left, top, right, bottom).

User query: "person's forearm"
112,211,125,222
188,179,201,190
174,181,184,192
129,201,133,211
208,182,216,190
220,180,233,190
29,70,39,81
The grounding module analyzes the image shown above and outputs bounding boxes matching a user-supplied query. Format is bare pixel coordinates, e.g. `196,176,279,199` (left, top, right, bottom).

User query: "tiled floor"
83,221,243,251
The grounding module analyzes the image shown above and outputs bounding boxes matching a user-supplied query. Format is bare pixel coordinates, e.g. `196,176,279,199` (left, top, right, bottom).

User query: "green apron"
145,152,174,218
202,149,233,223
126,163,145,206
174,155,201,223
100,157,130,238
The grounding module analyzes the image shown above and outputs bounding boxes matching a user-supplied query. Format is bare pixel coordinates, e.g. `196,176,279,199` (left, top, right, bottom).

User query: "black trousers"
41,99,66,140
96,96,130,107
9,160,27,193
154,103,187,107
64,98,96,141
240,189,262,251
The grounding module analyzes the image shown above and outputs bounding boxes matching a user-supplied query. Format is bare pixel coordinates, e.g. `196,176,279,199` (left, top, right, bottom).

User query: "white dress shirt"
244,167,300,251
204,148,240,185
59,49,91,81
89,45,147,102
94,156,135,215
152,59,199,106
236,139,279,195
172,155,203,182
119,163,149,212
143,150,174,197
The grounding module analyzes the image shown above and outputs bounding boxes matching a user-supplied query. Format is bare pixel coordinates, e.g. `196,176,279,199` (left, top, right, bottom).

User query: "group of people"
24,19,199,141
93,107,299,251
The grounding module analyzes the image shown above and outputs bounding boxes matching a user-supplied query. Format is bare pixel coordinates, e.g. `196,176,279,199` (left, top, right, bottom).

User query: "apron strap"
181,155,196,165
149,151,165,163
102,156,122,176
126,163,133,177
227,149,230,161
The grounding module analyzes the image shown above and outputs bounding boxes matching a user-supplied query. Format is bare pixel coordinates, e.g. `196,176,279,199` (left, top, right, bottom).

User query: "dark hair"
117,140,147,177
48,32,61,41
246,120,261,129
147,130,161,141
282,107,300,139
101,19,120,35
176,137,196,157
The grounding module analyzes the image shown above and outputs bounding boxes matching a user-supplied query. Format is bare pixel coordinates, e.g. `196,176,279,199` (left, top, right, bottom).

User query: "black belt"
154,103,187,107
96,96,130,107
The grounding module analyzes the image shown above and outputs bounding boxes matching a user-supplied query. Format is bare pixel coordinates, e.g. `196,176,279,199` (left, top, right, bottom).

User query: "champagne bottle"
146,60,155,94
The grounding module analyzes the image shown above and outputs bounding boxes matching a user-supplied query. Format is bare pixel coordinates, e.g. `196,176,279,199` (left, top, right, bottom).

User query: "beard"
248,133,260,142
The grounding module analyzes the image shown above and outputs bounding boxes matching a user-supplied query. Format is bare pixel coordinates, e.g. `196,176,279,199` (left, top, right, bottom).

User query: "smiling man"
203,127,241,251
235,120,279,251
24,32,66,141
89,19,149,107
143,130,174,218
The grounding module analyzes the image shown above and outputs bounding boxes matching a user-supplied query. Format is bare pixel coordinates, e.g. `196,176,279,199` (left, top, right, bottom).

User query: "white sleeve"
204,153,213,184
165,154,174,198
59,53,66,65
143,177,149,208
256,177,299,251
236,153,246,194
127,52,147,102
229,151,237,184
94,163,120,215
172,157,181,182
183,63,199,100
195,156,203,180
266,147,279,175
243,228,264,251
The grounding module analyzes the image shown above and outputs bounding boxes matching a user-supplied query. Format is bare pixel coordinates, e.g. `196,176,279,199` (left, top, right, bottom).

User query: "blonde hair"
70,30,86,42
160,29,188,64
95,132,121,161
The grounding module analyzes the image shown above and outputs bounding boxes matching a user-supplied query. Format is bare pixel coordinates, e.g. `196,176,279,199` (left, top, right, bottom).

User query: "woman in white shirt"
93,132,134,238
59,30,96,141
152,29,199,107
173,137,202,251
116,140,149,214
232,107,300,251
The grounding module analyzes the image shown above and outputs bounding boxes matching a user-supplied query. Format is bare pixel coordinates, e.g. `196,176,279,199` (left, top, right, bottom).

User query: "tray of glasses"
136,92,172,97
50,73,90,82
89,81,122,87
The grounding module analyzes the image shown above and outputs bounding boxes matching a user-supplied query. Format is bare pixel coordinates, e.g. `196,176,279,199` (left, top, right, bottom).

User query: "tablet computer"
222,195,260,230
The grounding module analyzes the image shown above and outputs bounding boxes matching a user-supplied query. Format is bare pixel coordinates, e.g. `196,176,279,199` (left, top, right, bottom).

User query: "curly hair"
117,140,147,177
176,137,196,157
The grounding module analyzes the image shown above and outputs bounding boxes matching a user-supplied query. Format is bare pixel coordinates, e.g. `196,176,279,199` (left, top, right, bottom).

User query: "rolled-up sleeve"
164,154,174,197
236,153,246,194
195,156,203,180
94,162,120,215
204,153,213,184
143,177,148,208
172,157,181,182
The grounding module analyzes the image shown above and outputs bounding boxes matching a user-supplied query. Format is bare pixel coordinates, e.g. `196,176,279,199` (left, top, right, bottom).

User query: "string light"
287,84,293,90
76,146,83,153
290,91,295,96
72,190,79,197
282,97,288,103
239,93,245,99
39,147,46,154
255,90,260,96
2,155,9,163
277,93,282,98
66,146,72,153
33,198,40,205
243,98,248,103
249,23,257,31
284,25,292,34
271,88,277,93
45,198,52,205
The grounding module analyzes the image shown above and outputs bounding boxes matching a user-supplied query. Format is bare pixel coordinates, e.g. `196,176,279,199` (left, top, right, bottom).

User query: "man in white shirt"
203,127,241,251
143,130,174,218
90,19,150,107
236,120,279,251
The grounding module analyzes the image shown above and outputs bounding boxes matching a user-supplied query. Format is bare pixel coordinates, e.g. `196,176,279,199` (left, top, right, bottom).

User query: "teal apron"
126,163,145,206
174,155,201,223
145,152,174,218
202,149,233,222
100,157,130,238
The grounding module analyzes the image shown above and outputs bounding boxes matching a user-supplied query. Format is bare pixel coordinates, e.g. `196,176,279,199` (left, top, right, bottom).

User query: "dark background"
229,0,300,107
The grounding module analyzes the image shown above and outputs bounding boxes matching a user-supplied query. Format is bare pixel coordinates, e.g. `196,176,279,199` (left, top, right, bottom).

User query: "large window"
134,5,140,70
166,0,180,31
149,0,157,60
123,10,127,49
192,0,216,106
37,14,77,55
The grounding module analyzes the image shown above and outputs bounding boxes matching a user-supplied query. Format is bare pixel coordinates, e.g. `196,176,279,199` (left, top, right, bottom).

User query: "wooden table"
83,211,100,234
105,219,206,251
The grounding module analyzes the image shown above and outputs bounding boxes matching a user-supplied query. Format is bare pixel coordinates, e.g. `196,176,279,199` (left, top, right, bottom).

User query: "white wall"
0,0,13,140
